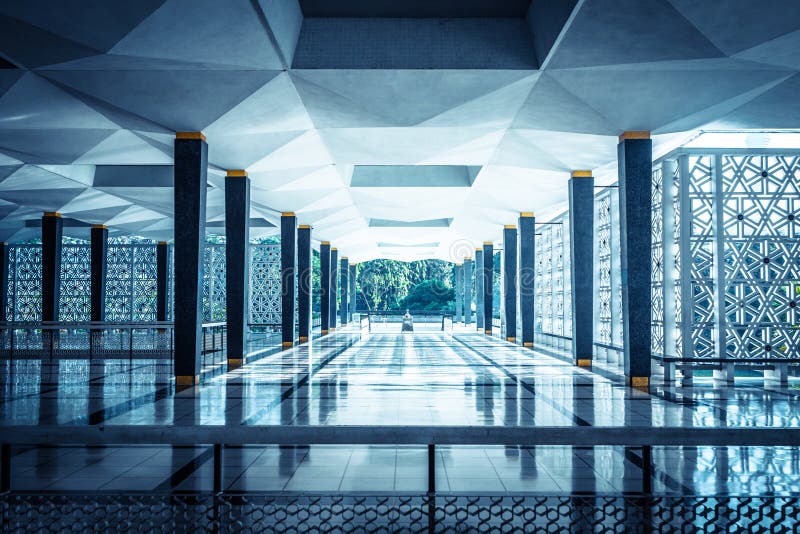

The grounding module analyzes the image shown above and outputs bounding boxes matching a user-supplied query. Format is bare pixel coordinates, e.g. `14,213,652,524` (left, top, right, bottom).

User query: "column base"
626,376,649,390
175,375,200,391
506,337,515,343
227,358,243,370
764,364,788,387
321,329,329,335
576,359,592,368
484,330,492,335
713,364,735,384
329,327,336,332
282,341,294,348
176,375,200,385
523,342,533,348
298,336,309,343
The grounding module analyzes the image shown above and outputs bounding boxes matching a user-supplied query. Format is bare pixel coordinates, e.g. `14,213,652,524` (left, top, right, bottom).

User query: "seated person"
401,310,414,332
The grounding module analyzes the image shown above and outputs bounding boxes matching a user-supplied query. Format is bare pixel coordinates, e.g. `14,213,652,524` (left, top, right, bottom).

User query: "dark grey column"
483,242,493,335
330,248,338,331
0,242,7,322
454,263,463,322
618,131,653,388
340,257,348,326
320,242,331,334
225,170,250,366
503,226,518,343
349,263,356,321
569,171,595,367
173,132,208,388
90,225,108,322
519,213,535,347
156,242,168,321
41,212,63,322
297,225,312,343
475,248,484,330
463,258,473,325
281,212,297,347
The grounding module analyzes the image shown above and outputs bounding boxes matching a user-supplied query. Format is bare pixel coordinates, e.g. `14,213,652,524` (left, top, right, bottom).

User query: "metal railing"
360,311,454,333
0,322,175,361
3,424,799,495
2,425,799,531
0,321,229,362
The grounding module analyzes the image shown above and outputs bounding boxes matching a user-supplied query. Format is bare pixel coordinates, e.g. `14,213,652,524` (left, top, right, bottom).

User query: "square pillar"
463,258,473,325
618,131,653,388
454,263,463,322
173,132,208,388
281,212,297,347
320,242,331,334
90,225,108,322
156,242,168,322
503,226,518,343
330,248,338,331
349,263,356,321
225,170,250,366
475,248,484,330
41,212,63,322
340,257,348,326
297,225,312,343
0,242,7,322
569,171,595,367
519,213,535,347
482,242,493,335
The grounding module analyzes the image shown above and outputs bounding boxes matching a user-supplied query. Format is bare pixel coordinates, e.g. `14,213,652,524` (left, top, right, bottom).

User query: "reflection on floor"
10,444,800,495
2,331,800,494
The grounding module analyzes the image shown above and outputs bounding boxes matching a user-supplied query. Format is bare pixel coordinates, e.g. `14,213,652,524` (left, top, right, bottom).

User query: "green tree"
400,280,454,311
355,259,454,311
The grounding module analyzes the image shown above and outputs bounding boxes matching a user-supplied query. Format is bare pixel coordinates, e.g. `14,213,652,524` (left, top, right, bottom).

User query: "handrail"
360,310,454,316
0,321,174,329
537,332,572,341
2,425,798,447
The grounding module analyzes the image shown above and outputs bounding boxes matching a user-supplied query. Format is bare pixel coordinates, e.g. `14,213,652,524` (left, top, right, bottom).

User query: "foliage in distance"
355,259,454,311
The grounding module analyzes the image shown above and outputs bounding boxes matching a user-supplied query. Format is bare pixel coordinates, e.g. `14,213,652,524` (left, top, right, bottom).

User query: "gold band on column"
618,131,650,142
176,132,206,141
176,375,200,386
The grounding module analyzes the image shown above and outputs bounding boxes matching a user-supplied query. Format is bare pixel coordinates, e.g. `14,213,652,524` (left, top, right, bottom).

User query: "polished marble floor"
2,330,800,494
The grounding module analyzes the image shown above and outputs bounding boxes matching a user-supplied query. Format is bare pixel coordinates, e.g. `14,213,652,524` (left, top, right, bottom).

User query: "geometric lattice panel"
596,191,613,346
651,165,665,356
535,212,571,338
203,244,227,322
686,155,717,359
249,244,281,325
106,244,159,322
721,155,800,359
59,244,91,322
6,245,42,322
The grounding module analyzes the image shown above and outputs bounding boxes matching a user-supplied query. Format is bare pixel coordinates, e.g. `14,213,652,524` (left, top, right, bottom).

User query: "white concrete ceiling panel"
110,0,284,69
549,65,793,132
0,1,795,255
41,69,280,132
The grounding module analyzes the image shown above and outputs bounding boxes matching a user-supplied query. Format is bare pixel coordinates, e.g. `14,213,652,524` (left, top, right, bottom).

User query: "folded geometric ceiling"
0,0,797,260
